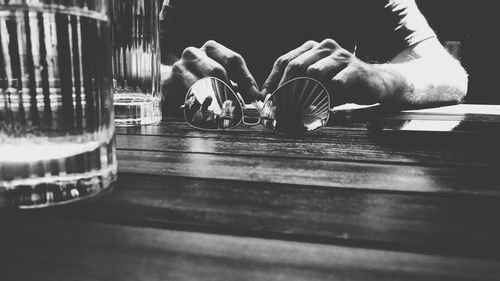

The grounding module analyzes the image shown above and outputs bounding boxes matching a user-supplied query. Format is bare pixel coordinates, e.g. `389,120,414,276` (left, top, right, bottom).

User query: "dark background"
417,0,498,104
161,0,498,104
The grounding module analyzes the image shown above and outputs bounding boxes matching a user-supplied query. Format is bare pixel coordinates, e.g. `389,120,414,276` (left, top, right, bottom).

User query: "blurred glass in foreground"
0,0,116,208
111,0,161,126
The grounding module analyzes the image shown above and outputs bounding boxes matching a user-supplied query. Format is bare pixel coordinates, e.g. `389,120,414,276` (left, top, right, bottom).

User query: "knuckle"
226,53,244,68
208,65,227,78
317,48,334,57
333,50,353,62
285,60,305,73
171,62,185,75
181,46,199,59
202,40,219,51
319,38,339,50
306,65,323,78
304,40,319,47
276,55,290,67
205,39,218,46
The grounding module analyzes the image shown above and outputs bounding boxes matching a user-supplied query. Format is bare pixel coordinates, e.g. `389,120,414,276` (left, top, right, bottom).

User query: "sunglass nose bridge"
242,104,261,126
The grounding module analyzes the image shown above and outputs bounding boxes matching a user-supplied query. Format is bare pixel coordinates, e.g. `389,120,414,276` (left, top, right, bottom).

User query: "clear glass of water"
111,0,161,126
0,0,117,208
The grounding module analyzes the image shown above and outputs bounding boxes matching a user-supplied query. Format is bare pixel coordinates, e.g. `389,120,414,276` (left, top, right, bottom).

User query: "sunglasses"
182,76,332,134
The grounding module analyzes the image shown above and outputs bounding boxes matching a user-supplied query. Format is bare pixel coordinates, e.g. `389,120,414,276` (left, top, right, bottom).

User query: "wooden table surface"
2,104,500,281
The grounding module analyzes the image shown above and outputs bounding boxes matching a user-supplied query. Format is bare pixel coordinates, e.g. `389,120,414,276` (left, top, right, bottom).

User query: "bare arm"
367,37,468,107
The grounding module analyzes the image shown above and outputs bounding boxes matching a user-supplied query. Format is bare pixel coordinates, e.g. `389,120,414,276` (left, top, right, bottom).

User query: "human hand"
261,39,395,106
162,40,262,116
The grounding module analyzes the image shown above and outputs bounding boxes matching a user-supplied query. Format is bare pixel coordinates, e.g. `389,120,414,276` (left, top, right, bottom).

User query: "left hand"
261,39,393,106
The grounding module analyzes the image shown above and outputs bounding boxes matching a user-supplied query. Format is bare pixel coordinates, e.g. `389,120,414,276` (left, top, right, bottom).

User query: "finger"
202,40,261,102
305,51,350,82
163,62,200,117
171,62,200,89
277,39,342,85
261,40,317,96
181,46,230,83
278,48,334,86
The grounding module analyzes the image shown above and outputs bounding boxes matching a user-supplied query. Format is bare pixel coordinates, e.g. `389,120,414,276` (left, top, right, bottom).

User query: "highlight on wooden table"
3,102,500,280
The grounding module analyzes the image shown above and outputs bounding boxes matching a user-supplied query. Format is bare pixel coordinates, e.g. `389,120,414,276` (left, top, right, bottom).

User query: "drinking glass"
0,0,116,208
111,0,161,126
183,77,332,134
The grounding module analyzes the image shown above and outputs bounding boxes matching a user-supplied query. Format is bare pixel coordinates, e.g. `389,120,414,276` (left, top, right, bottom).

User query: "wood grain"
117,149,500,195
4,105,500,280
2,217,500,281
31,173,500,259
114,118,368,137
116,134,500,167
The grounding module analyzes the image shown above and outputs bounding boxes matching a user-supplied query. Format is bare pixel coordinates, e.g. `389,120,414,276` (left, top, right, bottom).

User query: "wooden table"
2,104,500,280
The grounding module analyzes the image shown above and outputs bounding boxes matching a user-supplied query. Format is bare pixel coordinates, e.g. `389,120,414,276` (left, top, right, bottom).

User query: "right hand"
162,40,262,116
261,39,388,107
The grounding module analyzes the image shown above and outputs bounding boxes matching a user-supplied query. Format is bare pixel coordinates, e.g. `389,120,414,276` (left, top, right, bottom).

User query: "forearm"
375,55,468,107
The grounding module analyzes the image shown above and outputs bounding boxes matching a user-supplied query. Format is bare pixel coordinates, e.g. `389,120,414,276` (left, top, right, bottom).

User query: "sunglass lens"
184,77,243,130
261,77,330,134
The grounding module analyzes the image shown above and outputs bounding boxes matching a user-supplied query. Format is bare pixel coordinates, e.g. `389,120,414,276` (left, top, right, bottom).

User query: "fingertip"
250,85,264,102
238,85,263,104
260,88,268,99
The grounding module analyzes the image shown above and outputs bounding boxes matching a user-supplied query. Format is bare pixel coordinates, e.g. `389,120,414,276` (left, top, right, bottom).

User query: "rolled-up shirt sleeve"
357,0,436,62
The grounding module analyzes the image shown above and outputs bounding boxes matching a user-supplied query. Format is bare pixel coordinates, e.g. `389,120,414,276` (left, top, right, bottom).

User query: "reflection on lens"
184,77,243,130
262,77,330,134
